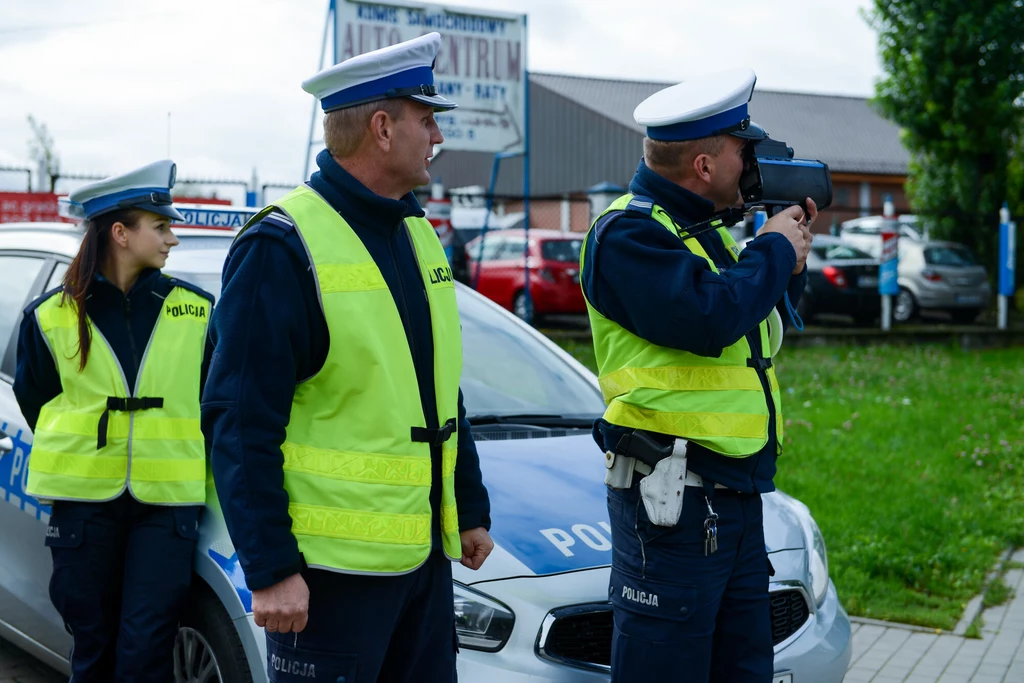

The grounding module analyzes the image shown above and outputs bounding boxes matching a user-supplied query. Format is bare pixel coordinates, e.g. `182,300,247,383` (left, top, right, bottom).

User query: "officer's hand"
252,572,309,634
459,527,494,570
759,199,816,275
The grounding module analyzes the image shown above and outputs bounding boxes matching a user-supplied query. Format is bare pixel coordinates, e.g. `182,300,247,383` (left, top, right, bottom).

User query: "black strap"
746,357,773,371
410,418,458,446
97,396,165,449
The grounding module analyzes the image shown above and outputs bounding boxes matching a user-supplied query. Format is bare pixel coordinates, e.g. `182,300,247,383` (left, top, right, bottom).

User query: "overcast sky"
0,0,883,200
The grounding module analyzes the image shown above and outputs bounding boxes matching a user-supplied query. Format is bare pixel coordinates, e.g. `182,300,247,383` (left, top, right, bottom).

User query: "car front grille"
538,590,811,670
770,589,811,646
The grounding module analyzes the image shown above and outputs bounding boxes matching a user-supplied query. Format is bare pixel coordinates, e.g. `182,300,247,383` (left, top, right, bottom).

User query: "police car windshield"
163,247,605,419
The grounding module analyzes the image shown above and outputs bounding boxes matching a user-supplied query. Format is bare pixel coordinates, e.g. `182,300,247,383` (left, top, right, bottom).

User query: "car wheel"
175,586,253,683
951,308,981,324
512,290,534,324
893,287,917,323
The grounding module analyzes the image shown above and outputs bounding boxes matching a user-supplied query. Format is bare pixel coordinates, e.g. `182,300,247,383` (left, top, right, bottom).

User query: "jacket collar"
307,149,425,234
628,159,717,227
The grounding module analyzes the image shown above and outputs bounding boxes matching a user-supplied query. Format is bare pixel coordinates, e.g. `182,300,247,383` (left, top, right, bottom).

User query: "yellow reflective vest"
244,185,463,575
27,283,209,504
583,194,783,457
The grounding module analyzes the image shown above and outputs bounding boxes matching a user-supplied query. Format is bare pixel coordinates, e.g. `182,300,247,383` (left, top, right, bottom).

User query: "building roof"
427,72,909,198
530,72,910,176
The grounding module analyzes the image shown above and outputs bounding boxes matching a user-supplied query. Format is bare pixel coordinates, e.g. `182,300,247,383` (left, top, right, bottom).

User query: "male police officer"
202,33,493,682
581,68,815,682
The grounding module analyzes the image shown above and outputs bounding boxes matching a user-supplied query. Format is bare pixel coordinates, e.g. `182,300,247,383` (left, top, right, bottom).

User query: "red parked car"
465,229,586,321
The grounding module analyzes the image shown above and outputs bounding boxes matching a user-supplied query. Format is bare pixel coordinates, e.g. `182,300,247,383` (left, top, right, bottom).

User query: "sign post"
998,202,1016,331
879,194,899,330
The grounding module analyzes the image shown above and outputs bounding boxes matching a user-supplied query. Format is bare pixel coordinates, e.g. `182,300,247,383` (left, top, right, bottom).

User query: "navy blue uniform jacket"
582,161,808,493
202,150,491,591
14,269,214,435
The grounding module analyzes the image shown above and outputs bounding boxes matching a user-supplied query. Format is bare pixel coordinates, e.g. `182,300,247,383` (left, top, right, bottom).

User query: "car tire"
512,290,535,324
175,584,254,683
893,287,918,323
951,308,981,324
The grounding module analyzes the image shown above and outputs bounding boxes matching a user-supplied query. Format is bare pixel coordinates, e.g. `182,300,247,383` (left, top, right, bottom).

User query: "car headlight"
805,515,830,606
453,582,515,652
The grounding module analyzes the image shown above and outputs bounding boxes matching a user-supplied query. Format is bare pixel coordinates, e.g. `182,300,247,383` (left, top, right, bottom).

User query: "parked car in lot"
0,221,852,682
740,235,880,326
894,240,992,323
798,236,880,325
447,208,525,285
465,229,587,321
839,214,925,259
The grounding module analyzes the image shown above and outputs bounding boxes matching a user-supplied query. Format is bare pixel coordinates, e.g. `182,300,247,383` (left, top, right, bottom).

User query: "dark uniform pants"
44,494,200,683
266,548,457,683
607,480,773,683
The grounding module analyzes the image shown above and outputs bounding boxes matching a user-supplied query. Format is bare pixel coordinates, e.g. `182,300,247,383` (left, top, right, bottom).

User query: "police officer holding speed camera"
581,68,822,682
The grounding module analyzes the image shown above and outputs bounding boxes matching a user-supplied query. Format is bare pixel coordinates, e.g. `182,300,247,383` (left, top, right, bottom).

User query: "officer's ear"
369,110,393,152
110,221,131,248
691,152,714,185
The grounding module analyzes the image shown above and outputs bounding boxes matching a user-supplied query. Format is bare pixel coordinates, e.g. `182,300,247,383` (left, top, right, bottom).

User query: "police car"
0,218,852,682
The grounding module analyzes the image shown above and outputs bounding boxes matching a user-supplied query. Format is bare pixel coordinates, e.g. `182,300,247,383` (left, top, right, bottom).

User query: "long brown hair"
61,209,145,370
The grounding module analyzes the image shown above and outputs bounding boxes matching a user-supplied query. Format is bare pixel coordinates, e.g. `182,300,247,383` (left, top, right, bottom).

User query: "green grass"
983,576,1014,609
550,336,1024,629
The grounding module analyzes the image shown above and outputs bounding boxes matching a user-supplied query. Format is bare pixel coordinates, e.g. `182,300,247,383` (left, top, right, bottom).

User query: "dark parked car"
741,235,880,325
799,236,880,325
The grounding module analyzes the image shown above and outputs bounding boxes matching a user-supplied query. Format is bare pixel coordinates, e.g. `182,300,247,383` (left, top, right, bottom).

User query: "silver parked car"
0,221,852,682
893,240,992,324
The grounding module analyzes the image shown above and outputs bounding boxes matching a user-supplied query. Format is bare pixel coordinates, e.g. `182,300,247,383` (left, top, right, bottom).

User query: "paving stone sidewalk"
846,549,1024,682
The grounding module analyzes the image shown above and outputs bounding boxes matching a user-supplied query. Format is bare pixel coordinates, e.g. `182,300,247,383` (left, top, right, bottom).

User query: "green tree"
26,115,60,192
867,0,1024,271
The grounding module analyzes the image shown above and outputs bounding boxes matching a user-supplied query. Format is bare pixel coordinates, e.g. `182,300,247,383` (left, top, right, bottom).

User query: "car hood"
474,433,807,579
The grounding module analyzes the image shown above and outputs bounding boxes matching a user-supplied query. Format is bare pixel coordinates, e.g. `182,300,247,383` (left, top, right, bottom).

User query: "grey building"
427,72,911,232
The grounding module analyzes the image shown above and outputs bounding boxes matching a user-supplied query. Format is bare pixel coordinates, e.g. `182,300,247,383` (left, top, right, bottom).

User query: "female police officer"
13,160,214,683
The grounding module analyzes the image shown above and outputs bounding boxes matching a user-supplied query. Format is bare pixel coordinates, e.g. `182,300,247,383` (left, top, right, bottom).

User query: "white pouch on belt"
639,440,688,527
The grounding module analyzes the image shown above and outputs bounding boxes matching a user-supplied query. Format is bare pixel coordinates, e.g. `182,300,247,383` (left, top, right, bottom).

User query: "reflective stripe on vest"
245,186,463,574
27,284,208,503
582,193,784,457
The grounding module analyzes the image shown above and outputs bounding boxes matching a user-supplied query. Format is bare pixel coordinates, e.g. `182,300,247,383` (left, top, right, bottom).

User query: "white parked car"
839,214,926,259
0,220,852,682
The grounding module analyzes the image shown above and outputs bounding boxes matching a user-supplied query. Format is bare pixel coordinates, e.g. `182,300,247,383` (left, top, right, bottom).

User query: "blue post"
998,202,1016,330
472,151,520,291
753,210,767,236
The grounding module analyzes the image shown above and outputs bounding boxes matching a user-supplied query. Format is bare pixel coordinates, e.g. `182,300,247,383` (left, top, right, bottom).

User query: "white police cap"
302,32,456,113
634,67,767,142
67,160,184,222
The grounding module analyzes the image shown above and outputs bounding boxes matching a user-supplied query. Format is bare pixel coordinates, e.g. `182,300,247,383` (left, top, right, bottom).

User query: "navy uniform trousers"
266,548,457,683
607,479,773,683
44,493,200,683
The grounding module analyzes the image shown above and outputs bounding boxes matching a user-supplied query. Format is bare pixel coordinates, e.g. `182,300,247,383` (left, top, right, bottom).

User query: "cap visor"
730,121,768,141
135,202,186,222
410,93,458,111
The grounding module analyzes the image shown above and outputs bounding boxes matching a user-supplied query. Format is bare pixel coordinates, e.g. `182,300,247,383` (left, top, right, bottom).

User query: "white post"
998,204,1012,330
880,196,897,331
560,195,571,233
